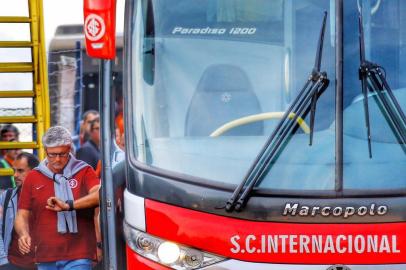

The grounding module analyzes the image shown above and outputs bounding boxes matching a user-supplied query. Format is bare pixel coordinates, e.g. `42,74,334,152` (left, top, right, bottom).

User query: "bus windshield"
129,0,405,193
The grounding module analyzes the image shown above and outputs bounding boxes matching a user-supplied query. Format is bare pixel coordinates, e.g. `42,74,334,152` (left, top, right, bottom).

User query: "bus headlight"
158,242,180,264
135,233,157,252
124,222,225,269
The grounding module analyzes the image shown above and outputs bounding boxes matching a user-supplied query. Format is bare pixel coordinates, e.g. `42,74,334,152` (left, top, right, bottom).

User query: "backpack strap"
2,188,13,241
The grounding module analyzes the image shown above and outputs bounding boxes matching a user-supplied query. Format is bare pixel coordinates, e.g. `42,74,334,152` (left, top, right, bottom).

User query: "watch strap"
65,199,74,211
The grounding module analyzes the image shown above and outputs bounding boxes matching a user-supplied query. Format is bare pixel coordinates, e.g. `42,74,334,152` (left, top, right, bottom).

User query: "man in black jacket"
76,118,100,170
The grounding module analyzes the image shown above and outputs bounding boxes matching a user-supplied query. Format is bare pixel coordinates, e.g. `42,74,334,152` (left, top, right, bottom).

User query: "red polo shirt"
18,167,100,263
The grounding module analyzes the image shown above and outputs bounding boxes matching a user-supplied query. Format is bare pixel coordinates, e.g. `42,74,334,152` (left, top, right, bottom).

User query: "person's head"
81,110,99,143
3,138,21,164
1,124,19,142
43,126,73,173
89,117,100,146
13,152,39,187
82,110,99,124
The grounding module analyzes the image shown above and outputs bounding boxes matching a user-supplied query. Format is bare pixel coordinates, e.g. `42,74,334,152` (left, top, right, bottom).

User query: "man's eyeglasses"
46,152,70,158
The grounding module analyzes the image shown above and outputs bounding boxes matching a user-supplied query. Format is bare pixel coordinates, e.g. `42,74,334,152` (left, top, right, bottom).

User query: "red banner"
83,0,116,59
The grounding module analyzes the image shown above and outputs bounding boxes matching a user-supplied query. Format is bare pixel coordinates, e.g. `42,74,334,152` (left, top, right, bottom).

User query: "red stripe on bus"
145,199,405,264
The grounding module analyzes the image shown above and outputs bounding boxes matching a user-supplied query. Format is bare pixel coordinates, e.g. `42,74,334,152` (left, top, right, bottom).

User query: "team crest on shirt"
69,179,78,189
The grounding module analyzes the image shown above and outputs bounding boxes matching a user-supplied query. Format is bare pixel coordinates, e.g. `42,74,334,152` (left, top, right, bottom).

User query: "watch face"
327,266,351,270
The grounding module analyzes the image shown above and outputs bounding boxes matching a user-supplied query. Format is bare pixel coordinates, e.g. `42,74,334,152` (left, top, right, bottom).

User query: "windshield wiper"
225,12,330,213
358,12,406,158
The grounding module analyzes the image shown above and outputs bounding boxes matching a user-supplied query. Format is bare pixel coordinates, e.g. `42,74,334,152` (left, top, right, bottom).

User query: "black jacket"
76,140,100,170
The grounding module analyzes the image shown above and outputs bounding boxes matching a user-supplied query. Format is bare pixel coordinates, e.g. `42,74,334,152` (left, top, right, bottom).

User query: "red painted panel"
145,199,405,264
126,245,171,270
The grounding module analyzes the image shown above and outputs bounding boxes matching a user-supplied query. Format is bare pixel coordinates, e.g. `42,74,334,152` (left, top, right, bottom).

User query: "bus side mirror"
83,0,116,59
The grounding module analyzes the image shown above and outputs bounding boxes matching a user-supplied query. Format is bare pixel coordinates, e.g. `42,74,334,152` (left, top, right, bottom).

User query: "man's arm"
46,184,100,212
0,191,5,219
14,209,31,254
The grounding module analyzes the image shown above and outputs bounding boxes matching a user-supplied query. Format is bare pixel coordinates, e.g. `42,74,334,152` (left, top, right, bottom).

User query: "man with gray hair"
14,126,100,270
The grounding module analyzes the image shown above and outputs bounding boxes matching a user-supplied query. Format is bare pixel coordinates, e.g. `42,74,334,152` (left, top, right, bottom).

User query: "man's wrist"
65,200,74,211
18,233,30,239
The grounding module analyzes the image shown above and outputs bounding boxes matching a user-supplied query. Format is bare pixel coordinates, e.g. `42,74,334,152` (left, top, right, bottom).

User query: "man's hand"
18,235,31,255
15,209,31,255
96,245,103,262
46,197,69,212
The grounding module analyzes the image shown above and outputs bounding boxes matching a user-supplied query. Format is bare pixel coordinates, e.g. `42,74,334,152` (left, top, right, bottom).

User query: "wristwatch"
65,199,74,211
97,242,102,249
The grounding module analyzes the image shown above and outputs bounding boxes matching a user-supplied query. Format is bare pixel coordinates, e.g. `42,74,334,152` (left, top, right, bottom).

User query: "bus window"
343,0,406,191
131,0,336,190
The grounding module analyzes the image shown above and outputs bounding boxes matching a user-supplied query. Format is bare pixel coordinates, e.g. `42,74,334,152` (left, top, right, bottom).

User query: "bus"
84,0,405,269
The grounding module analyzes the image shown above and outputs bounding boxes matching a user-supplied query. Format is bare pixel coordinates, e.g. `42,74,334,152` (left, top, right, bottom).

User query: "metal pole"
335,0,343,193
99,59,118,270
74,41,83,150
